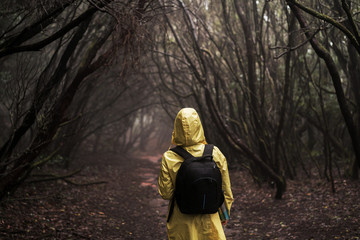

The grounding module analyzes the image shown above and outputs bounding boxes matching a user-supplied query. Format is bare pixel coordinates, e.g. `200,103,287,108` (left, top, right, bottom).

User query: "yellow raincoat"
158,108,234,240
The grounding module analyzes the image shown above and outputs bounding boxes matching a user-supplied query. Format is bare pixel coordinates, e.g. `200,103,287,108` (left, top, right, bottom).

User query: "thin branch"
286,0,360,54
341,0,360,46
0,1,113,58
272,28,321,59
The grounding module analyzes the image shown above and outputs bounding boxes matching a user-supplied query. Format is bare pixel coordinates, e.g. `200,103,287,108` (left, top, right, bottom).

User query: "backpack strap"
170,146,194,160
170,144,214,160
167,146,191,222
202,144,214,157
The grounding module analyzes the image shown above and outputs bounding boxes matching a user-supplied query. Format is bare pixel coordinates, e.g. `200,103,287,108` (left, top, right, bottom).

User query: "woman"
158,108,233,240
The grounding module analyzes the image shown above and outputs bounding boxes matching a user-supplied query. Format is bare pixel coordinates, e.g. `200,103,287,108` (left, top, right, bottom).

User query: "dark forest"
0,0,359,239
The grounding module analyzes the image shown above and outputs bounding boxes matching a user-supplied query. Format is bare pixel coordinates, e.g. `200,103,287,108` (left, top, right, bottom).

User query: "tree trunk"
287,2,360,178
205,88,286,199
0,17,114,200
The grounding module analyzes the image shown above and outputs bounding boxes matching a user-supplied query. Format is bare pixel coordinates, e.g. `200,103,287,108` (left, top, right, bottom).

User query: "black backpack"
167,144,224,222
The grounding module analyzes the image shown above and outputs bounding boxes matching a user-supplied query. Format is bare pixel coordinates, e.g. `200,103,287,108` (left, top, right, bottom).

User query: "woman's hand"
221,220,228,225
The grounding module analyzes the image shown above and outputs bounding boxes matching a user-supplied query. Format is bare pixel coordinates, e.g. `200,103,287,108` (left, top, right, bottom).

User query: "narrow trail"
1,152,360,239
99,153,169,239
0,153,170,239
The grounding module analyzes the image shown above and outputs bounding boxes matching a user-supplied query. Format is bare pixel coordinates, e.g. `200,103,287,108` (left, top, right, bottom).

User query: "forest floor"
1,152,360,240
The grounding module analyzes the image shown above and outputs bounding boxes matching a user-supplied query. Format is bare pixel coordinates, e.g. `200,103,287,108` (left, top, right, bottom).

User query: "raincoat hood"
171,108,206,146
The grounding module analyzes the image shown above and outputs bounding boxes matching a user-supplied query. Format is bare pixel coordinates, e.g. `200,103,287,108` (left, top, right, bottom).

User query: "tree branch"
286,0,360,54
0,1,74,49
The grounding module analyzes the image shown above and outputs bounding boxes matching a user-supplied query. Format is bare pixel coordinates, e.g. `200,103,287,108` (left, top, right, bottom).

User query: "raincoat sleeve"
213,146,234,215
158,153,174,200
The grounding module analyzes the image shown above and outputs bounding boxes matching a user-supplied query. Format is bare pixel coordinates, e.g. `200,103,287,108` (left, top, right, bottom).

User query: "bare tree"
285,0,360,178
0,0,159,200
151,0,360,198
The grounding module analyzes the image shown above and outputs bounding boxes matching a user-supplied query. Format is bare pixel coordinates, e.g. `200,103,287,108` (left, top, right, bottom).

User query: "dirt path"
0,153,168,239
1,153,360,239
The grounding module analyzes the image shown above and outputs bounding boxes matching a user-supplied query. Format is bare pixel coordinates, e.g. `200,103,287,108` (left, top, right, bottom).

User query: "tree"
151,0,360,198
285,0,360,178
0,0,158,200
